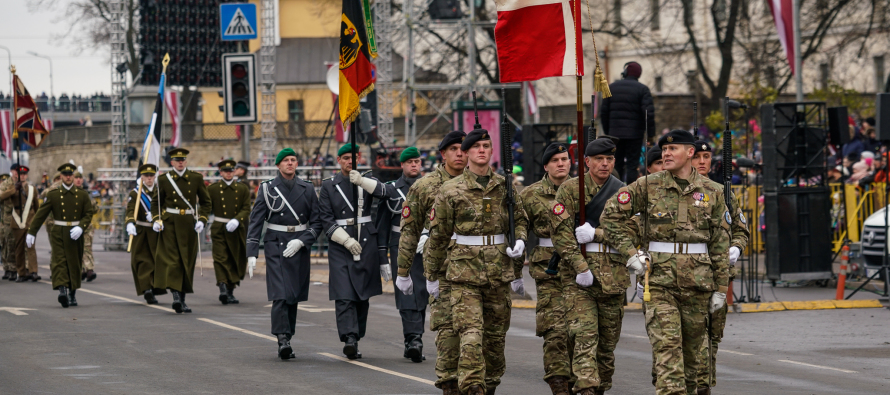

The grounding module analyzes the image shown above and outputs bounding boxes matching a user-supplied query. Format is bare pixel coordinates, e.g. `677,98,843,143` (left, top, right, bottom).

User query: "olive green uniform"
126,187,160,295
27,184,94,290
40,180,61,256
0,178,39,276
81,197,99,271
207,179,251,287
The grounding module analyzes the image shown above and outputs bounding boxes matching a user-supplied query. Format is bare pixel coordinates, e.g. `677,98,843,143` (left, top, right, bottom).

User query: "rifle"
497,89,516,248
642,111,651,302
693,102,699,139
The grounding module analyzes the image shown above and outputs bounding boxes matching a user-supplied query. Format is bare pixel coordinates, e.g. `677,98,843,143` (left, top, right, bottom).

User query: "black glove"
14,182,22,191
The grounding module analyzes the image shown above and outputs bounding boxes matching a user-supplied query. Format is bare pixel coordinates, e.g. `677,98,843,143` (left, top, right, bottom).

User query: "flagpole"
792,0,803,101
576,75,586,259
11,66,23,221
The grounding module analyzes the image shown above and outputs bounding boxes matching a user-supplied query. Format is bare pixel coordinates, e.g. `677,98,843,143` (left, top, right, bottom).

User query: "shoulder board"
385,180,397,185
260,178,274,184
322,176,335,181
303,179,313,184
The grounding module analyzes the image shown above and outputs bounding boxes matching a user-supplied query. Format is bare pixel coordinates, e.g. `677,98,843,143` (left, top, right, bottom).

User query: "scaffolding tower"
106,0,130,250
259,0,278,168
374,0,395,147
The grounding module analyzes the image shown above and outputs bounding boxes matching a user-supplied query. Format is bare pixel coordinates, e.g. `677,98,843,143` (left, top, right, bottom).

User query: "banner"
495,0,584,82
339,0,375,124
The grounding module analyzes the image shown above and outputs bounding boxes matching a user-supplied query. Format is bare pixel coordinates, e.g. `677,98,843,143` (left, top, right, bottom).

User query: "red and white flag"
495,0,584,83
767,0,796,75
164,90,181,147
526,81,540,123
0,110,11,158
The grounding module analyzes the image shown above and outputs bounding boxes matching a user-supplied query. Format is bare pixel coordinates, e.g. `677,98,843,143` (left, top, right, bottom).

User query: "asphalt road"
1,233,889,394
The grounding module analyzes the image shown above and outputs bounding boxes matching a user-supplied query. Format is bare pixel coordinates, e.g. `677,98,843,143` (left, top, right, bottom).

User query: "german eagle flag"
339,0,374,124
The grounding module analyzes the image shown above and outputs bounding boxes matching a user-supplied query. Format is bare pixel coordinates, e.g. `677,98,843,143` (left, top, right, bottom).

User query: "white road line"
778,360,856,374
623,333,755,356
623,334,648,340
197,318,277,341
721,349,754,356
317,353,436,386
38,280,173,313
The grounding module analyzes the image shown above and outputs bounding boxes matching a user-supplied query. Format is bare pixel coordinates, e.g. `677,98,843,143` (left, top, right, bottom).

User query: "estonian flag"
142,54,170,167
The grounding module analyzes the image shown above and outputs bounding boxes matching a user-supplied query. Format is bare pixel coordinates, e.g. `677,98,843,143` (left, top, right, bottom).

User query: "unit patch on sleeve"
402,206,411,218
617,191,631,205
552,203,566,216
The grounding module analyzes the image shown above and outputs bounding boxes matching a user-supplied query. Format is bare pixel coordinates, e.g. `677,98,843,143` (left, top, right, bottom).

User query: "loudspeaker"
428,0,462,19
761,103,827,187
764,188,833,281
877,93,890,140
827,106,849,147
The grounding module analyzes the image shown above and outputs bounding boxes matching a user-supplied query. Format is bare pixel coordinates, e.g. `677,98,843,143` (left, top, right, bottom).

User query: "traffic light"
222,53,257,124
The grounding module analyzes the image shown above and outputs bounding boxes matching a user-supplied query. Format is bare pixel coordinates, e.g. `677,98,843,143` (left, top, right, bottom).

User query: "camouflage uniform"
602,170,730,395
0,177,16,273
550,173,630,393
81,197,99,272
397,164,460,388
424,169,529,394
518,174,572,384
0,178,39,277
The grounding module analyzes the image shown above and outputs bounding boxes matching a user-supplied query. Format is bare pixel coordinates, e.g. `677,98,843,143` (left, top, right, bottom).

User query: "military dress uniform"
126,164,161,302
27,164,95,308
76,172,99,282
208,160,252,304
150,148,212,313
40,176,62,259
0,166,40,282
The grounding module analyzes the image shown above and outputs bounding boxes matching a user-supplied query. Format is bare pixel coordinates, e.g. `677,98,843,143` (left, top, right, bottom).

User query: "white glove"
396,275,414,295
194,221,205,234
426,279,440,299
152,221,163,232
416,234,429,254
127,223,137,236
729,246,741,265
226,218,240,232
70,226,84,240
511,279,526,296
380,264,392,282
330,227,362,255
709,291,726,313
575,270,594,287
247,257,256,278
575,223,596,244
26,234,36,249
349,170,378,194
283,239,304,258
145,213,152,223
506,239,525,258
626,251,649,276
636,282,645,300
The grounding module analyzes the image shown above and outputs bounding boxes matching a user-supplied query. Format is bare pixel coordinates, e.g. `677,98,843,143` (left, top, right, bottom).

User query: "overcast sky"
0,1,112,97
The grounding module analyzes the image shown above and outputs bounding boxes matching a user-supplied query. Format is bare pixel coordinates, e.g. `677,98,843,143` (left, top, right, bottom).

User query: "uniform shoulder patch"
724,211,732,225
617,191,631,205
429,208,436,221
739,211,747,225
402,206,411,218
552,203,566,215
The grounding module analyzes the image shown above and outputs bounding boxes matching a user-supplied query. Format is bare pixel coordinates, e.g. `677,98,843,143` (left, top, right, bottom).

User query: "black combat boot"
441,380,460,395
593,389,605,395
545,376,571,395
15,272,27,282
2,270,10,280
180,292,192,313
486,386,496,395
277,334,293,360
286,334,295,358
226,285,239,304
58,286,70,308
29,272,41,281
405,334,424,363
171,290,183,314
467,385,484,395
69,289,78,307
8,272,17,281
343,335,360,360
696,387,711,395
85,270,97,282
143,289,158,304
218,283,229,305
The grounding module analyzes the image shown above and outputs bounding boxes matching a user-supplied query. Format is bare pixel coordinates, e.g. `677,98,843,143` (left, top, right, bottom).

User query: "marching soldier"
246,148,322,360
1,164,40,282
318,143,389,359
602,130,731,395
647,146,664,173
27,164,94,307
126,164,161,304
394,131,466,394
208,159,251,304
550,138,630,395
74,171,98,282
1,170,16,281
376,146,428,363
691,141,749,394
0,172,9,280
518,143,574,395
150,148,211,314
234,160,256,201
39,172,62,258
423,129,529,395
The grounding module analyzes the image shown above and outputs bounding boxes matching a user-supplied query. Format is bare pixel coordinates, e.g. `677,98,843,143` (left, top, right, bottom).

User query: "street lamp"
26,51,54,126
0,45,11,109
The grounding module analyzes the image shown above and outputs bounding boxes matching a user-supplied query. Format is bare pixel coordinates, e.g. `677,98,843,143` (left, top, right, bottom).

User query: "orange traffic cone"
836,245,849,300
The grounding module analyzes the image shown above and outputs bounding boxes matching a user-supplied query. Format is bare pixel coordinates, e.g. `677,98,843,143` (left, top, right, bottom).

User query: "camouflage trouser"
564,284,624,392
430,279,460,388
645,284,710,395
534,277,571,382
0,224,14,271
451,282,511,394
696,302,727,388
81,227,94,271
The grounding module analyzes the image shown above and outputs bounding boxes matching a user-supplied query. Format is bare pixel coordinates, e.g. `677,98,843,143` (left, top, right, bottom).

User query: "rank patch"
429,208,436,221
402,206,411,218
552,203,566,215
617,191,631,205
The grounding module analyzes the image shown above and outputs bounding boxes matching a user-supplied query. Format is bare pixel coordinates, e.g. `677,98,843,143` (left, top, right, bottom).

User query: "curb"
734,299,884,313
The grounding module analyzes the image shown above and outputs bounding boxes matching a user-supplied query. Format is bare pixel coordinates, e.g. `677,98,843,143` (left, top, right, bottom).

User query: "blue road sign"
220,3,258,41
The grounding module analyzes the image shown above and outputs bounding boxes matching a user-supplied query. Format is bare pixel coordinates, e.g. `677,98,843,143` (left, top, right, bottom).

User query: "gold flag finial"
9,65,15,74
161,53,170,74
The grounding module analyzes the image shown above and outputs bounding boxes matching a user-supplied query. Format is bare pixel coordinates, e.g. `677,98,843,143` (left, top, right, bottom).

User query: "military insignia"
558,146,565,152
552,203,566,215
617,191,631,205
739,212,747,224
402,206,411,218
701,144,707,150
485,203,492,213
429,208,436,221
724,211,732,225
654,212,667,218
667,136,674,142
339,15,362,69
611,147,617,152
693,192,703,200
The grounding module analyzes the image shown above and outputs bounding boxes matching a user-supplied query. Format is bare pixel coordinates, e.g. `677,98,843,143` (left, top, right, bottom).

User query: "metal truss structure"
374,0,395,147
259,0,278,166
106,0,131,250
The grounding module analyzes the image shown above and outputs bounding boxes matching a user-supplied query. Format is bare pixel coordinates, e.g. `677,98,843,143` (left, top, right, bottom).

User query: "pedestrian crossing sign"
220,3,258,41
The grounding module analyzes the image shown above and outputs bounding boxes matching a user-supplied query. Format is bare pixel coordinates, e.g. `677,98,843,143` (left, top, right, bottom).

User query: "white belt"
214,216,231,223
422,228,430,235
55,220,82,227
135,220,152,227
455,234,505,246
584,242,619,254
648,241,708,254
166,208,194,215
336,216,372,226
538,238,553,247
392,225,401,233
266,223,308,232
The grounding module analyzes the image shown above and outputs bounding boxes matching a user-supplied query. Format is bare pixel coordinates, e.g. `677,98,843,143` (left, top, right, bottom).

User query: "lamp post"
27,51,54,126
0,45,11,109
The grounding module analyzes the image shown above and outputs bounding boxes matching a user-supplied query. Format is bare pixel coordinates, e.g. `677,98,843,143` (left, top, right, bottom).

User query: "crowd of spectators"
0,91,112,113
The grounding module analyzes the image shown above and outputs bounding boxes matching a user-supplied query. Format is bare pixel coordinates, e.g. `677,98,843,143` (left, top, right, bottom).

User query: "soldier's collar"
62,182,74,191
542,174,558,194
223,179,235,186
173,168,187,177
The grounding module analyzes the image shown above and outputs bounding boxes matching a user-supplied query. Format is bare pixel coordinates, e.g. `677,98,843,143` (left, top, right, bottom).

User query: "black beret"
235,161,251,170
585,137,617,157
542,143,569,164
461,129,491,151
439,131,467,151
693,140,712,154
646,146,663,167
657,129,696,148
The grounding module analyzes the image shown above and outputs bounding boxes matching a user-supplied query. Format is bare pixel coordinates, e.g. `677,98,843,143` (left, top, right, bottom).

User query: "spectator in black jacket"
600,61,656,182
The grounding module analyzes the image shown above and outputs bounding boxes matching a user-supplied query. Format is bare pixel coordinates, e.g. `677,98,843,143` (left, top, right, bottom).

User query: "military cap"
0,173,8,181
58,163,76,175
585,136,617,157
337,143,358,157
542,143,569,164
658,129,696,148
138,164,158,175
217,159,237,170
169,148,190,159
52,172,61,181
400,146,421,162
13,165,30,174
235,160,251,170
460,129,491,151
646,146,663,167
74,171,83,178
276,148,297,165
438,131,467,151
694,140,712,154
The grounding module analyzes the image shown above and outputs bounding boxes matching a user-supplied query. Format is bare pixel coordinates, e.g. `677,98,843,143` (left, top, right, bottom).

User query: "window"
683,0,694,26
613,0,623,33
655,76,663,93
820,63,830,90
651,0,660,30
288,100,304,123
875,56,885,93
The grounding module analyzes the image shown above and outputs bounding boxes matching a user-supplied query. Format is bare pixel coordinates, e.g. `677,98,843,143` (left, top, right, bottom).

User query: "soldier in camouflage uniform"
1,165,40,282
517,143,573,394
395,131,466,394
602,130,731,395
1,172,13,280
690,141,749,394
423,129,529,395
550,138,630,395
74,171,98,282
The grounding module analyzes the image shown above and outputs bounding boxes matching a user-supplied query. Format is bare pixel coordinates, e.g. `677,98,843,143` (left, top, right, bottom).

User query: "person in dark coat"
319,143,388,360
375,146,429,363
246,148,322,360
600,61,656,182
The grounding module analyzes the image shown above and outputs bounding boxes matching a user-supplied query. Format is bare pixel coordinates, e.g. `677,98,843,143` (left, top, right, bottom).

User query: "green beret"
275,148,297,165
400,147,421,162
338,143,359,157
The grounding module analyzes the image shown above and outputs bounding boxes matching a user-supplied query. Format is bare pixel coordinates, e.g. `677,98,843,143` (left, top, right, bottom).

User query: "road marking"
721,349,753,356
0,307,37,316
623,334,648,340
318,353,436,386
263,303,335,312
778,360,856,374
197,318,277,341
38,281,173,313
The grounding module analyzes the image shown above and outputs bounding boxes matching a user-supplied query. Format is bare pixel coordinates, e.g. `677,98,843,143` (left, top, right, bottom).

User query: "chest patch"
617,191,631,205
402,206,411,218
552,203,566,216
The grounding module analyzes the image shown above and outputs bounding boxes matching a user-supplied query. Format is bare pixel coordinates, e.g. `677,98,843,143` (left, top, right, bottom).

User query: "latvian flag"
495,0,584,83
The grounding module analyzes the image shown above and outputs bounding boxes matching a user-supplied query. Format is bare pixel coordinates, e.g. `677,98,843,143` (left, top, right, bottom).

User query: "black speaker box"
877,93,890,140
827,106,849,147
428,0,462,20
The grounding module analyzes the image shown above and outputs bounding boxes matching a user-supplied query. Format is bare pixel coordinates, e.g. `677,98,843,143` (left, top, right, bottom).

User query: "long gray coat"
246,174,322,304
319,172,386,301
376,175,429,310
